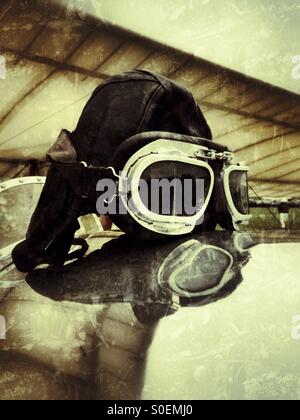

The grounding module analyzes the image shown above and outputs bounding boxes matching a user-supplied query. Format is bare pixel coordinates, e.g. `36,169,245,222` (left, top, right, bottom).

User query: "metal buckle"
80,162,122,180
195,149,234,162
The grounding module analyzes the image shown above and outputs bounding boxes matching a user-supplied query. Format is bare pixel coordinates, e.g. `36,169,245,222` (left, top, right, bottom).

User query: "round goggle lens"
174,248,231,293
140,162,212,217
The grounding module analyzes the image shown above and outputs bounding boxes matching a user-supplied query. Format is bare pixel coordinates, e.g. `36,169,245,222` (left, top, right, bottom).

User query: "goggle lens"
140,162,212,217
174,248,231,294
159,242,233,298
229,170,249,216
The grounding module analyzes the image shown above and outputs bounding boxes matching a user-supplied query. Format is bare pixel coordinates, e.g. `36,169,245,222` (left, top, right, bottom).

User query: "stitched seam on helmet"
135,84,164,133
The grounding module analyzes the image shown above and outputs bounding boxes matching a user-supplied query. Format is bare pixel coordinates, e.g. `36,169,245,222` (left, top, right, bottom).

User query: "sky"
59,0,300,94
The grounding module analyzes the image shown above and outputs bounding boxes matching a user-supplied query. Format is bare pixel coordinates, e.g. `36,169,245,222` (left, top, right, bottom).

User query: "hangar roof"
0,0,299,198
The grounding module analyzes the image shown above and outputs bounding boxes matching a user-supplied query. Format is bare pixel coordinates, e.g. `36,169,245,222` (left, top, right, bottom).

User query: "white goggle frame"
118,139,250,236
222,164,251,227
158,239,234,301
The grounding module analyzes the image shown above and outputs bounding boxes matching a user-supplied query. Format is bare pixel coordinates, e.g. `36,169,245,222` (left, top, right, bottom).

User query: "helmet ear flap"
47,130,78,165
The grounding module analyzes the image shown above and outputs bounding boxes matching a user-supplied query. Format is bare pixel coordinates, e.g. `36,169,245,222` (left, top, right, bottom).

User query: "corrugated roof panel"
140,50,187,77
0,53,52,122
28,19,90,62
204,109,238,138
68,27,123,71
251,159,300,180
221,124,292,152
0,3,44,50
237,131,299,160
199,80,250,106
0,73,100,157
275,104,300,124
97,39,151,74
224,88,263,110
193,72,229,100
250,182,300,198
277,170,300,182
245,93,283,115
169,60,210,86
253,98,293,119
212,113,258,140
249,147,300,177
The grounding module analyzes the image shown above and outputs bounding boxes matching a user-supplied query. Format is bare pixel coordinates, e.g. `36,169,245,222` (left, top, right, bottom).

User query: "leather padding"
110,131,229,172
109,131,229,240
71,70,213,166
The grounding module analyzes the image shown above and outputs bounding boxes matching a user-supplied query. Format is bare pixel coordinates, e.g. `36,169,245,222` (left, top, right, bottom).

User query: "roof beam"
215,98,297,140
0,157,43,164
246,142,300,166
251,157,300,179
13,21,49,66
0,66,55,127
81,39,127,82
235,130,299,154
275,168,300,180
167,57,191,78
249,178,300,186
199,100,300,132
0,32,110,129
0,46,110,81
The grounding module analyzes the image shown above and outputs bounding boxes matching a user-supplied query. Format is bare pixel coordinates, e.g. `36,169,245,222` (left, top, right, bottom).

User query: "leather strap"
47,158,117,199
